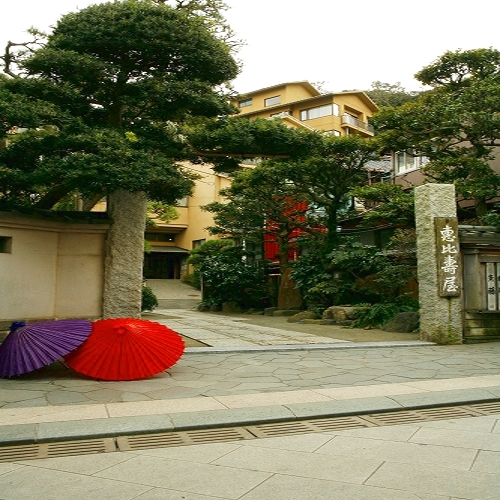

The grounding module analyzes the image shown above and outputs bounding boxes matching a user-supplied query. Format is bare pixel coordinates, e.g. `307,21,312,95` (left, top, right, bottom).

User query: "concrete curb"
2,387,499,446
184,340,435,354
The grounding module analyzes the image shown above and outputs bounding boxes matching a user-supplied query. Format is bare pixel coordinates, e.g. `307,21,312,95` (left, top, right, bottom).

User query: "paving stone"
1,398,49,409
0,389,49,403
37,414,175,442
286,397,402,419
389,388,499,408
0,423,37,445
46,391,91,405
169,405,295,430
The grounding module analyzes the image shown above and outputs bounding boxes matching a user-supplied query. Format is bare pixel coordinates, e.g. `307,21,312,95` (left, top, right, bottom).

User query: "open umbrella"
64,318,185,381
0,320,92,378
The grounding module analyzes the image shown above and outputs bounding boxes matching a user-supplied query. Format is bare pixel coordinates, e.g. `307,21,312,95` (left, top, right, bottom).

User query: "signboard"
435,217,461,297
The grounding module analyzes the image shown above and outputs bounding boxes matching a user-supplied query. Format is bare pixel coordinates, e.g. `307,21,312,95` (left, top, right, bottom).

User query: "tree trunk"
102,189,147,318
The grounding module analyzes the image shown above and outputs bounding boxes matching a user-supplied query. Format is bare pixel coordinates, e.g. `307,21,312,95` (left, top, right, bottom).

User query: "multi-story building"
233,81,377,137
144,82,379,278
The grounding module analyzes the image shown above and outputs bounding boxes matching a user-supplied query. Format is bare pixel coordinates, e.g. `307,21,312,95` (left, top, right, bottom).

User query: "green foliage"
415,48,500,87
480,208,500,227
188,117,324,171
147,201,180,225
141,285,159,311
186,239,234,290
291,231,418,310
187,240,267,308
365,81,421,108
289,243,332,310
201,133,380,273
350,183,415,228
351,298,419,329
0,0,239,210
373,48,500,215
202,161,316,270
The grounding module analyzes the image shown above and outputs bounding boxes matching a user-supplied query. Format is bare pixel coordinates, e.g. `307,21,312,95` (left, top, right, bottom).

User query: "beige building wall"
0,213,109,324
147,82,378,278
233,82,377,137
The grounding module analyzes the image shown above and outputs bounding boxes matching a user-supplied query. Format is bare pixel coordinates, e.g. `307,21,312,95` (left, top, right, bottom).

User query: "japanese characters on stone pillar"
415,184,463,344
435,218,461,297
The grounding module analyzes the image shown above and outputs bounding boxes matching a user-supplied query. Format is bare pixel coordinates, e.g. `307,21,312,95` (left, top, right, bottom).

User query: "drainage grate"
118,427,253,452
363,406,481,426
467,401,500,415
247,416,372,438
0,438,116,462
1,402,500,463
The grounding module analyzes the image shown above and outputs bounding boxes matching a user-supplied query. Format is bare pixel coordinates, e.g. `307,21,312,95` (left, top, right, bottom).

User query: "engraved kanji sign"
435,217,461,297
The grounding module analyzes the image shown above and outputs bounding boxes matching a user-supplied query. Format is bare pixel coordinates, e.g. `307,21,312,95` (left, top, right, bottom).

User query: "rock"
287,311,320,323
274,309,302,317
264,307,279,316
222,302,243,313
322,305,360,323
383,311,420,333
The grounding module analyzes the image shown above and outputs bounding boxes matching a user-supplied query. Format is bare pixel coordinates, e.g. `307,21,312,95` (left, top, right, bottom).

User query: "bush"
186,240,268,309
351,297,419,329
141,285,159,312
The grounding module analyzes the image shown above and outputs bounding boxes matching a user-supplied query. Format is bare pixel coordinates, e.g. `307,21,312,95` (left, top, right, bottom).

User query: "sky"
1,0,499,94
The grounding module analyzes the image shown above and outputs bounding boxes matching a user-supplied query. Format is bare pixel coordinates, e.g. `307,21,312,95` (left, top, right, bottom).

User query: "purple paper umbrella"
0,320,92,377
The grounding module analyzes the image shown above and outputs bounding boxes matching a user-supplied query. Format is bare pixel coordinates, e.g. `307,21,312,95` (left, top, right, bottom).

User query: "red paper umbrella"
64,318,185,381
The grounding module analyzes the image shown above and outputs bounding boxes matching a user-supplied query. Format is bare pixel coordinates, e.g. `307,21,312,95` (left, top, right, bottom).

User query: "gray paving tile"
213,445,382,483
410,426,500,451
0,466,151,500
238,473,449,500
46,391,90,405
37,414,174,442
285,396,402,419
331,423,420,441
410,415,498,433
129,441,242,462
135,490,231,500
169,405,295,430
0,389,49,403
315,434,477,470
472,449,500,473
0,423,37,445
0,462,25,475
389,388,500,408
366,461,500,498
15,452,134,474
1,398,49,408
94,455,271,499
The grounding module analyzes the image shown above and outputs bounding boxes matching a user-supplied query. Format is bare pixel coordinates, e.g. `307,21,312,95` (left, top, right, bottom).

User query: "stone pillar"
102,189,147,319
415,184,462,344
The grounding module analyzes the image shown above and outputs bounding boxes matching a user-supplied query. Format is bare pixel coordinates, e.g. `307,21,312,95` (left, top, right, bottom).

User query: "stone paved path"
2,342,500,410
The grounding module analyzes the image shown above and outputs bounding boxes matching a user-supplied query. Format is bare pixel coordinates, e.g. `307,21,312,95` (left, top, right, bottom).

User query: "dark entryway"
143,250,187,279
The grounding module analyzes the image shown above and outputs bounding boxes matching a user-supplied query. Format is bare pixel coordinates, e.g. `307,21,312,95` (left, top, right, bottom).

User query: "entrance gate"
460,225,500,342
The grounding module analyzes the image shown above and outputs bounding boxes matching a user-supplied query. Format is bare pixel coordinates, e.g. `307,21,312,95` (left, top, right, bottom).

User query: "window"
238,98,252,108
145,232,175,242
192,239,206,249
264,95,281,106
394,150,429,174
300,103,339,121
0,236,12,253
176,197,188,207
323,130,341,136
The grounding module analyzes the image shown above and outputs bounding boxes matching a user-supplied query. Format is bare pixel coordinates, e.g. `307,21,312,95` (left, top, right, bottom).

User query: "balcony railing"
341,114,374,134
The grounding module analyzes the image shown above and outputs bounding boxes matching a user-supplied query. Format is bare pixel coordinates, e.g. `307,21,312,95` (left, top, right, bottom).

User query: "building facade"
145,82,379,278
